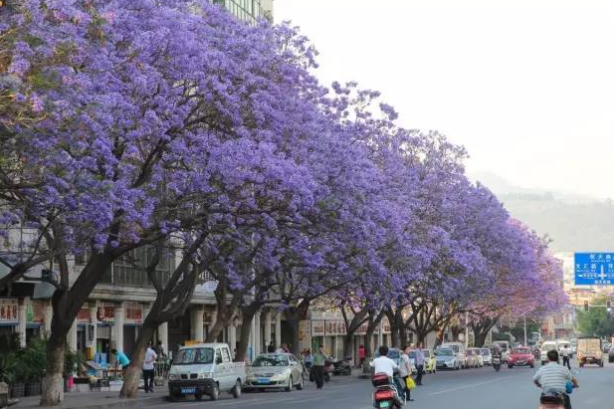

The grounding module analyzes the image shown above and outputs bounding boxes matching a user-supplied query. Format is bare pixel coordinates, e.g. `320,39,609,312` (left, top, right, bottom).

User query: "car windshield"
408,351,416,359
252,355,290,367
512,348,530,354
481,349,491,355
436,349,453,357
423,350,432,358
376,350,400,359
174,348,214,365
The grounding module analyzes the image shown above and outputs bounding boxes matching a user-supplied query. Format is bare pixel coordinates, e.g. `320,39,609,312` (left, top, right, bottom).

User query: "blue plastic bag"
565,380,574,394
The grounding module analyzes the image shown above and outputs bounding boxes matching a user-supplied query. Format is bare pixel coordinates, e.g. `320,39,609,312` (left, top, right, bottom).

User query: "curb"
69,396,163,409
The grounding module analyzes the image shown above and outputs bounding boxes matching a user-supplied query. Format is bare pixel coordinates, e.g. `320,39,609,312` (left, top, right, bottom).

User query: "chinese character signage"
575,253,614,285
0,298,19,324
124,302,143,325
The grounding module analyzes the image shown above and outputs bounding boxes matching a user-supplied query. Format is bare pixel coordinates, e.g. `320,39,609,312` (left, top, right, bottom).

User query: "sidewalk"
12,390,166,409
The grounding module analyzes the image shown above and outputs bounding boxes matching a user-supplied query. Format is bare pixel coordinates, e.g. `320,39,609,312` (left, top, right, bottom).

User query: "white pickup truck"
168,343,246,401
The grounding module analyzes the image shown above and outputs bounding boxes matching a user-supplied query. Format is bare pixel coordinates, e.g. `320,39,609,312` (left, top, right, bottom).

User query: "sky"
275,0,614,199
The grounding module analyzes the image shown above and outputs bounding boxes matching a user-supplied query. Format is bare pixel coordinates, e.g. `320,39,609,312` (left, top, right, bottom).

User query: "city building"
212,0,274,24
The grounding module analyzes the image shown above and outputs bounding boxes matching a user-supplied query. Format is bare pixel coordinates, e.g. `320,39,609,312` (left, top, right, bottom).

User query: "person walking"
400,346,413,402
415,343,426,386
312,345,327,389
358,345,366,368
561,346,571,370
143,342,157,393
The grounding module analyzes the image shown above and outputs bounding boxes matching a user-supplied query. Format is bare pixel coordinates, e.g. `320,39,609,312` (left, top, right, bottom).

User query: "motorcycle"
371,372,405,409
324,358,334,382
493,356,501,372
332,356,353,376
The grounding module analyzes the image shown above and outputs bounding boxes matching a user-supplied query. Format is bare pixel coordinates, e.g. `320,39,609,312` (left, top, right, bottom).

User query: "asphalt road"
145,360,614,409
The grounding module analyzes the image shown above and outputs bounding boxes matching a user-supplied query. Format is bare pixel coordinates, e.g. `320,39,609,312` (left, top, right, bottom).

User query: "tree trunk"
451,325,463,342
120,321,156,398
40,331,66,406
285,314,300,356
235,307,257,363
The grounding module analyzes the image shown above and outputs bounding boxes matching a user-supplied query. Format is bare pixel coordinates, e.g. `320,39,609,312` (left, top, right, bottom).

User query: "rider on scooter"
371,346,405,406
533,350,578,409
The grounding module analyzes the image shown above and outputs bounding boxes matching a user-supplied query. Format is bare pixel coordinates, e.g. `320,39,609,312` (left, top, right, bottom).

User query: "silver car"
245,353,304,392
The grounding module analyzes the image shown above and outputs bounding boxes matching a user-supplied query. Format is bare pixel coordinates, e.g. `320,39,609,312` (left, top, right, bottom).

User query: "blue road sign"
575,253,614,285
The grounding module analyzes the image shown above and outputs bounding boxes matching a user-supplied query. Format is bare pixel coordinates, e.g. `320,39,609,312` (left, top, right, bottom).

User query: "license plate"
181,387,196,394
257,378,270,384
379,402,391,408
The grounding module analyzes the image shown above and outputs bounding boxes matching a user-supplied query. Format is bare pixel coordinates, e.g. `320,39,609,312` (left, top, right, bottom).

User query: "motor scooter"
324,358,334,382
332,356,352,376
371,372,405,409
492,356,501,372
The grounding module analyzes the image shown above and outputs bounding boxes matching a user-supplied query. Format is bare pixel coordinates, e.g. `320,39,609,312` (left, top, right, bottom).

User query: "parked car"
577,337,604,367
481,348,493,365
168,343,245,401
602,342,612,354
608,346,614,364
465,348,482,368
245,353,304,391
435,348,460,370
440,342,467,368
423,349,437,373
507,347,535,368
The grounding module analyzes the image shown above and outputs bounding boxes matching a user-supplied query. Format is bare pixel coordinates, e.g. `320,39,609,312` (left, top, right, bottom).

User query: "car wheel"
232,380,242,399
210,384,219,401
508,364,513,369
296,375,304,390
285,376,293,392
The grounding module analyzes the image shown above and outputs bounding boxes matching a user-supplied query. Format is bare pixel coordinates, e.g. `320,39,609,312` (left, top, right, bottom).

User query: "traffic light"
584,301,589,312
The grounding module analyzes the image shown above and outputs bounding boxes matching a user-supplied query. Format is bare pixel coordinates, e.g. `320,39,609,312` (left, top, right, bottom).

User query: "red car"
507,347,535,368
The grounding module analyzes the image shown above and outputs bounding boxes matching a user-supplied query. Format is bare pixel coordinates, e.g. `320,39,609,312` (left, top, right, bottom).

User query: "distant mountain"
469,172,614,253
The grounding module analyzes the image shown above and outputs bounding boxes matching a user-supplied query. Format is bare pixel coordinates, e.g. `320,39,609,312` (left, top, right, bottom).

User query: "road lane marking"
428,373,525,396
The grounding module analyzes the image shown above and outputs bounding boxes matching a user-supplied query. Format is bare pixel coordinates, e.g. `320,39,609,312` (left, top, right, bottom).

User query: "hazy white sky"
275,0,614,199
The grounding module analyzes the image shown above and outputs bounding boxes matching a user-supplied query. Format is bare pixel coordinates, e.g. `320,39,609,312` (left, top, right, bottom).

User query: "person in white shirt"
143,343,158,393
372,345,398,376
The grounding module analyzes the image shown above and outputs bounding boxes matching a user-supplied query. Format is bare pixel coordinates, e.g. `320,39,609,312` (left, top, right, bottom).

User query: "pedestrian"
143,342,157,393
155,341,166,359
415,343,425,386
358,345,366,368
400,346,414,402
312,345,327,389
302,348,313,370
111,349,130,374
267,342,276,353
561,346,571,369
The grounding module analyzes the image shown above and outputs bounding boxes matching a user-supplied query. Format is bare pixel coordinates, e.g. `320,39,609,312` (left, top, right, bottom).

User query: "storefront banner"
26,300,46,324
298,320,311,342
325,320,347,336
311,320,325,336
0,298,18,324
77,305,90,324
96,303,115,324
124,302,143,325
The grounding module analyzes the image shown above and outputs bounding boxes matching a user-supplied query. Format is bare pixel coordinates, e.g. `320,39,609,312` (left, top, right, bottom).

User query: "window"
222,347,231,363
215,348,223,364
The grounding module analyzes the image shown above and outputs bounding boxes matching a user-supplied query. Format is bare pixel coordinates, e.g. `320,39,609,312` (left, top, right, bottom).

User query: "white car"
481,348,493,365
245,353,305,392
441,342,468,369
540,341,558,365
435,347,461,370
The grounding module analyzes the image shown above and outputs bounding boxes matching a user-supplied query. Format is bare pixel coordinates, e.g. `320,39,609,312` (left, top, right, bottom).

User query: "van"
540,341,558,365
168,343,246,401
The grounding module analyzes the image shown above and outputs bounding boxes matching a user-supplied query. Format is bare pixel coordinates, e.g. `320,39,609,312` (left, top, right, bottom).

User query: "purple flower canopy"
0,0,565,320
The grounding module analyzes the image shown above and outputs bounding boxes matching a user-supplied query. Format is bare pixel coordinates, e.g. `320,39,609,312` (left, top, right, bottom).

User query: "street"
144,361,614,409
